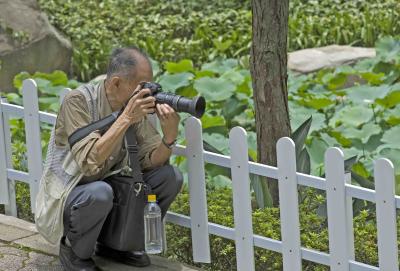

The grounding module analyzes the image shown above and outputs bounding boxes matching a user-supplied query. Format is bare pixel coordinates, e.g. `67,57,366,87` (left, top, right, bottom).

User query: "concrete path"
0,214,201,271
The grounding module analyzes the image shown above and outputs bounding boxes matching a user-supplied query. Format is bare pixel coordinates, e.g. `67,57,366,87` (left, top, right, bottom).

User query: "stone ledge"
0,214,37,233
14,234,59,256
288,45,376,74
0,223,36,242
0,214,203,271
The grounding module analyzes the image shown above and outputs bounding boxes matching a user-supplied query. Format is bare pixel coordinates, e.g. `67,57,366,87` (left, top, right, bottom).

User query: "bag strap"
79,85,97,122
125,125,144,183
79,82,144,183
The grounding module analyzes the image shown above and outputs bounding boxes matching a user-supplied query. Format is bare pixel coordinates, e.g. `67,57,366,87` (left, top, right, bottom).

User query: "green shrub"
288,0,400,50
38,0,252,80
38,0,400,80
10,70,81,113
166,186,398,270
14,181,34,222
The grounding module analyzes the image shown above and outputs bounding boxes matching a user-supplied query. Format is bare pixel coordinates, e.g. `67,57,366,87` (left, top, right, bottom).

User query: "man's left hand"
155,103,180,144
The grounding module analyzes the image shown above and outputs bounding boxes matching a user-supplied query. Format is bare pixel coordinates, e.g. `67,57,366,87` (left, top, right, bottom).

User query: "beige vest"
34,82,126,245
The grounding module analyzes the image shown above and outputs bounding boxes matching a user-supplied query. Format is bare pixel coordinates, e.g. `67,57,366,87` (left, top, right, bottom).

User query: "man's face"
121,60,153,105
109,59,153,109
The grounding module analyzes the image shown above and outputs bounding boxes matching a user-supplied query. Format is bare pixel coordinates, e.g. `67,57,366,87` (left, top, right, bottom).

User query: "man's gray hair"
106,46,151,79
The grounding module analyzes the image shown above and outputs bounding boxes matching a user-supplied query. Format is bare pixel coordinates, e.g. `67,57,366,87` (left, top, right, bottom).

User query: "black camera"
140,82,206,118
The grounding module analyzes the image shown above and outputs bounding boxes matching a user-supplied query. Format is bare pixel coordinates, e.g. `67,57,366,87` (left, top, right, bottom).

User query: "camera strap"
125,125,144,184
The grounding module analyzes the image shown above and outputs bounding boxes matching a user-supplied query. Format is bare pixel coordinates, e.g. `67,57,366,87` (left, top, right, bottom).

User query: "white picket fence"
0,79,399,271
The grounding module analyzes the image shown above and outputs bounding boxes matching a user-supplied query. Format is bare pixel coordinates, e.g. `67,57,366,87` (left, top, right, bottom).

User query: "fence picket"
1,98,17,216
325,148,350,271
344,172,355,260
60,88,71,104
229,127,255,271
22,79,43,214
375,158,399,270
185,117,211,263
0,99,10,205
277,137,301,270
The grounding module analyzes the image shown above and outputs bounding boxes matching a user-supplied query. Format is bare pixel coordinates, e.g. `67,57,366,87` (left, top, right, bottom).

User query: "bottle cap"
148,194,156,202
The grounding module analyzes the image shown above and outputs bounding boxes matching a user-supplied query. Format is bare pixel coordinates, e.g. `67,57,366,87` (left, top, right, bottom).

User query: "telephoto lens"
141,82,206,118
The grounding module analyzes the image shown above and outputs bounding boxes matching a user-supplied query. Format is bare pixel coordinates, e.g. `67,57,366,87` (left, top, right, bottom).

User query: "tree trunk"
250,0,291,206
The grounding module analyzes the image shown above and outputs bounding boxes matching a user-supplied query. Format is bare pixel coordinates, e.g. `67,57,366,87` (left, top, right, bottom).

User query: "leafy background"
38,0,400,80
157,37,400,199
4,36,400,216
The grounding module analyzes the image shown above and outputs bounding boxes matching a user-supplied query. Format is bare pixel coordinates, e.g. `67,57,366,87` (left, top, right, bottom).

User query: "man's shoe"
59,236,101,271
95,242,151,267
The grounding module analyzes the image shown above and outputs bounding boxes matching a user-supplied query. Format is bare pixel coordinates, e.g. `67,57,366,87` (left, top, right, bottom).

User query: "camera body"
140,82,205,118
141,82,163,97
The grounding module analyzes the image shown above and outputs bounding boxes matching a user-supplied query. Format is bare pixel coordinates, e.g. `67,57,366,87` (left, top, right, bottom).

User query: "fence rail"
0,79,399,271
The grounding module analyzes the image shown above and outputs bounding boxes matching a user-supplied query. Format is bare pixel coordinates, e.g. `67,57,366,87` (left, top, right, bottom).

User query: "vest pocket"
62,152,80,176
43,170,64,199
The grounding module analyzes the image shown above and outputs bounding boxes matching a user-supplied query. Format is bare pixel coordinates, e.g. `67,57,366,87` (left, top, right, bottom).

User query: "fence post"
185,117,211,263
344,172,355,260
1,98,18,216
60,88,71,104
374,158,399,270
0,98,10,205
325,147,350,271
22,79,43,214
229,127,255,271
277,137,301,270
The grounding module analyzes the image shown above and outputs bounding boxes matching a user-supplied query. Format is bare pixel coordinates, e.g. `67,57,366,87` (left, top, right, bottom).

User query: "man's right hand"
121,85,156,125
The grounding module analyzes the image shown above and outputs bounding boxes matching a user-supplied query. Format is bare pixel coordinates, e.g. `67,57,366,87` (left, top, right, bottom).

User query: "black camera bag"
98,125,148,251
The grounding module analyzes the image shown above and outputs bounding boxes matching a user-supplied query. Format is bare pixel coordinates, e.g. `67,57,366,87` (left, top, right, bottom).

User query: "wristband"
162,137,176,149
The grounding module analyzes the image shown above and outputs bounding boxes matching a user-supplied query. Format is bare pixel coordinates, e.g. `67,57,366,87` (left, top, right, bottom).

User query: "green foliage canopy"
38,0,400,80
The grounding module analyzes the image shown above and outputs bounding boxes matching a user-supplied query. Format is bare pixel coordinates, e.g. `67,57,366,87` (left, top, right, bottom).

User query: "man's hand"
156,103,180,144
121,85,156,125
149,103,180,167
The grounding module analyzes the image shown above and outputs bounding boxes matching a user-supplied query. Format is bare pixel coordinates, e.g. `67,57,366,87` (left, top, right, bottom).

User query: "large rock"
288,45,376,74
0,0,72,92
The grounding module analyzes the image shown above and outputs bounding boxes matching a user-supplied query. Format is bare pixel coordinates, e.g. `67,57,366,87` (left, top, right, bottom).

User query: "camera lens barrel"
155,92,205,118
141,82,205,118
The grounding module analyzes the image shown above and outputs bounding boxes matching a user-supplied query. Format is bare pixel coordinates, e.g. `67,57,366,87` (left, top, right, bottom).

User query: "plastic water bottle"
144,194,163,254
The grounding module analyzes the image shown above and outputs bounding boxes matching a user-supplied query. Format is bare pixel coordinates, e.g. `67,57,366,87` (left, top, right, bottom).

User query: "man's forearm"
150,142,173,167
93,115,131,166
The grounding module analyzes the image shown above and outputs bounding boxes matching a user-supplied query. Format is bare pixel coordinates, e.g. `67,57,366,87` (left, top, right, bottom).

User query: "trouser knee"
87,181,114,210
162,165,183,198
64,181,114,242
172,166,183,195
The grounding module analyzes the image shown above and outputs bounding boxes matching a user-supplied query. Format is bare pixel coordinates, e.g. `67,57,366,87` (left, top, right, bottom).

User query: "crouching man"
35,47,183,270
